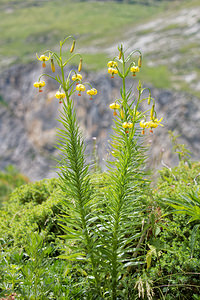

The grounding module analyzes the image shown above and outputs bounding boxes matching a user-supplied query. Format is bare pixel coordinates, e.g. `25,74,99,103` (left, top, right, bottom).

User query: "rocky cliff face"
0,63,199,180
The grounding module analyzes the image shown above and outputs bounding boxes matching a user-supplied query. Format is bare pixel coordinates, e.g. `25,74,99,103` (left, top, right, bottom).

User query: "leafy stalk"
57,91,102,296
103,54,147,299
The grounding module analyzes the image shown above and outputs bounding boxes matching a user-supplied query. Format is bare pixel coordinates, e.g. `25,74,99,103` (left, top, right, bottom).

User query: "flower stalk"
33,37,163,299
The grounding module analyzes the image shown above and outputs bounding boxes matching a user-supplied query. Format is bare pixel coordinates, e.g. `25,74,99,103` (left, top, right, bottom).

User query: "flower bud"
51,58,55,72
138,55,142,68
119,45,123,60
120,108,124,119
148,94,151,105
150,104,155,120
70,40,75,53
78,58,83,72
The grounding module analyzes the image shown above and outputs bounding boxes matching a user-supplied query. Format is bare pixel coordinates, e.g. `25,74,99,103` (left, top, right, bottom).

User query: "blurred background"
0,0,200,181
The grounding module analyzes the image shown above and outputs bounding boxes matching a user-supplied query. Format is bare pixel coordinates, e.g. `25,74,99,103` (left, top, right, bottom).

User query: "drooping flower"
87,88,97,100
36,53,51,68
33,81,45,92
72,74,82,85
107,61,118,68
148,118,163,133
76,84,86,96
109,102,120,116
55,91,65,104
130,66,140,77
122,122,133,133
109,103,120,110
122,122,133,129
108,67,118,78
139,120,149,135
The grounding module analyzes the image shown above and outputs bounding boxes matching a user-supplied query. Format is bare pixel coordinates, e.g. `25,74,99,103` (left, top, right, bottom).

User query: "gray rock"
0,63,199,180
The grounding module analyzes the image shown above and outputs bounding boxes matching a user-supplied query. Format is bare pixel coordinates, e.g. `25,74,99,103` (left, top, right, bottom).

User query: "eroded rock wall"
0,63,199,180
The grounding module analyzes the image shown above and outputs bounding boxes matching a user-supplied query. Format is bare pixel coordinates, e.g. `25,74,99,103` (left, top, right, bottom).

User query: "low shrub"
0,165,29,207
0,178,64,247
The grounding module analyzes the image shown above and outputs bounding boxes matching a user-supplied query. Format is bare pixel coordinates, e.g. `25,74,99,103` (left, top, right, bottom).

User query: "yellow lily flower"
36,53,51,68
72,74,82,85
108,67,118,78
109,102,120,116
122,122,129,129
122,122,133,133
148,118,164,133
107,61,118,68
87,88,97,100
76,84,86,96
55,91,65,104
109,103,120,110
33,81,45,92
130,66,140,77
139,120,149,135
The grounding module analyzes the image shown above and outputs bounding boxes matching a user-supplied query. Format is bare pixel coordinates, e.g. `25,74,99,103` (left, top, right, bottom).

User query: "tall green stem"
60,85,102,297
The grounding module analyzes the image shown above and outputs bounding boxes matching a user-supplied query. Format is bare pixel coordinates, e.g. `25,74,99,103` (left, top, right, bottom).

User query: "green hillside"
0,0,180,66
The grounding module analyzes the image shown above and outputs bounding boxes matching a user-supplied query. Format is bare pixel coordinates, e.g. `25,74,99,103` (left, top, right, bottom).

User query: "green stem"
61,63,67,92
62,91,102,297
63,53,82,67
111,155,129,300
122,53,128,122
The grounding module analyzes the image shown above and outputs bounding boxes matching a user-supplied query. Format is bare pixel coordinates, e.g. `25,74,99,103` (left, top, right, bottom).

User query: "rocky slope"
84,4,200,96
0,62,199,180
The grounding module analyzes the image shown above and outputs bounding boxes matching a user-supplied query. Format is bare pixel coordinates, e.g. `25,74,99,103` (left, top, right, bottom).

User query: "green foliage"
0,233,82,299
165,190,200,223
11,177,58,205
0,178,64,247
0,165,29,207
2,33,200,299
154,161,200,199
168,130,191,163
148,214,200,299
147,161,200,299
